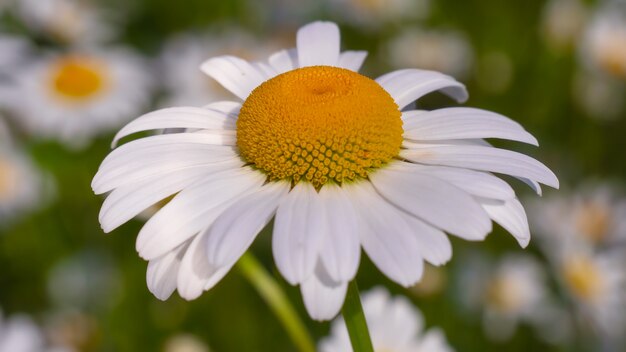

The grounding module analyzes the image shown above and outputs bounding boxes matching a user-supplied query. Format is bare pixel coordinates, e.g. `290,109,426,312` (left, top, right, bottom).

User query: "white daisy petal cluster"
528,183,626,338
0,310,45,352
319,287,454,352
458,253,569,342
93,21,558,321
0,141,48,225
15,0,115,45
5,48,152,147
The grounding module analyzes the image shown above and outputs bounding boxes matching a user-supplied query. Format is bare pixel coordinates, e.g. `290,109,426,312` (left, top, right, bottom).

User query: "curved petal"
176,232,225,300
318,184,361,282
112,107,236,147
402,108,539,146
348,182,424,287
300,261,348,321
479,197,531,248
99,162,239,232
268,48,298,75
205,181,290,268
399,212,452,266
136,168,265,260
200,55,267,100
388,162,515,201
337,51,368,72
297,21,340,67
376,69,468,109
400,145,559,189
273,183,327,285
146,241,189,300
370,167,492,240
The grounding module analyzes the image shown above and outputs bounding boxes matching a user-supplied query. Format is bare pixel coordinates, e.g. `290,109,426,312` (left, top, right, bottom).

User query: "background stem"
237,252,316,352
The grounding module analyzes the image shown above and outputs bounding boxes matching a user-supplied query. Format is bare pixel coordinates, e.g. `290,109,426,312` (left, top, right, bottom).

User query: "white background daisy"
14,0,115,45
386,27,474,79
6,47,152,147
319,287,454,352
541,0,588,52
93,21,557,321
580,2,626,80
0,309,45,352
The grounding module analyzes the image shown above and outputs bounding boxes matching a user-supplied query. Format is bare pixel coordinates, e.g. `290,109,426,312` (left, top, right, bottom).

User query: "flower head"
93,21,558,320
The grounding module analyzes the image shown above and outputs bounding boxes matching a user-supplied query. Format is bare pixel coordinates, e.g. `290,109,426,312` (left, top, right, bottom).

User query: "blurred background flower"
0,0,625,351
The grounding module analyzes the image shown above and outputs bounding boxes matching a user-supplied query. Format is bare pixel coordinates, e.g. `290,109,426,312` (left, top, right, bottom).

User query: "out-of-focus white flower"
0,35,30,73
319,287,454,352
160,31,281,107
93,21,557,321
0,146,48,225
327,0,430,29
6,48,152,148
458,254,562,341
386,27,473,79
0,310,45,352
529,183,626,249
47,250,122,311
580,3,626,79
15,0,115,45
557,248,626,338
475,52,514,94
541,0,588,51
163,334,210,352
44,310,98,352
572,70,625,120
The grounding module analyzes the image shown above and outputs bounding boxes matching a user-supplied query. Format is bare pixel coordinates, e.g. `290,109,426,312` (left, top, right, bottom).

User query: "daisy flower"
0,145,48,225
528,183,626,249
160,30,280,107
6,47,152,147
386,27,473,79
0,310,45,352
572,71,624,120
92,21,558,320
163,334,210,352
319,287,454,352
540,0,588,51
556,247,626,338
15,0,114,45
580,2,626,80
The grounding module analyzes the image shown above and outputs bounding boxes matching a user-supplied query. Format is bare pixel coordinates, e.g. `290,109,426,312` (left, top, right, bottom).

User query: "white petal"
92,134,238,194
337,51,368,72
399,213,452,266
300,262,347,321
136,168,265,260
112,107,236,147
205,181,290,268
388,162,515,201
146,242,188,300
200,55,267,100
176,232,224,300
348,182,424,287
297,21,340,67
370,167,492,240
400,145,559,189
99,161,241,232
268,48,298,74
376,69,468,109
318,184,361,282
402,108,539,145
273,183,327,285
479,197,531,247
203,101,242,115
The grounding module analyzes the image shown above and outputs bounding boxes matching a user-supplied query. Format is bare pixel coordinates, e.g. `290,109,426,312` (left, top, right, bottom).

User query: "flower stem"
237,252,316,352
342,281,374,352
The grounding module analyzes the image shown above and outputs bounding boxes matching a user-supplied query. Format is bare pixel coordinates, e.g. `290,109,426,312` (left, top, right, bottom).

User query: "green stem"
342,281,374,352
237,252,316,352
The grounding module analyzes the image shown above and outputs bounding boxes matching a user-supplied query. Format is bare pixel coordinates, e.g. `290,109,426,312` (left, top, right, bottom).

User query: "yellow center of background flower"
237,66,403,189
0,157,17,201
562,256,603,301
52,57,106,100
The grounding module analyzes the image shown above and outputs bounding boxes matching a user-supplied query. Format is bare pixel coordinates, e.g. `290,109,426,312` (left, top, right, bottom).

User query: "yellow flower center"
237,66,403,189
0,157,17,201
486,276,524,313
51,56,107,101
562,256,604,301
